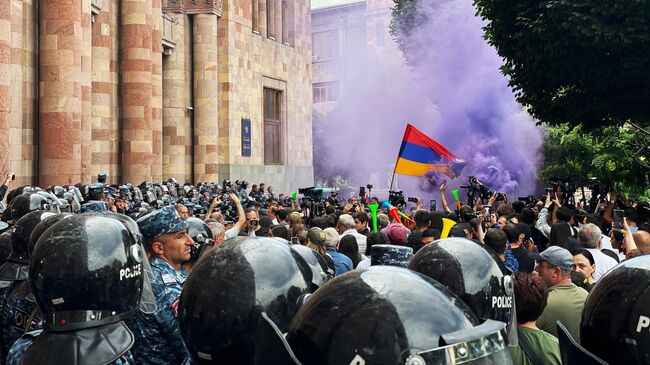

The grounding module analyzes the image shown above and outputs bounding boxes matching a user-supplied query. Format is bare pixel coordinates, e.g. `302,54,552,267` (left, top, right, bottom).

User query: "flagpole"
389,158,398,191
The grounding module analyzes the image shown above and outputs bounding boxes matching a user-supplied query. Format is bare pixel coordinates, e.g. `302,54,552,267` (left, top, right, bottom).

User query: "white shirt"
587,248,619,281
341,228,367,257
599,234,625,261
357,256,371,270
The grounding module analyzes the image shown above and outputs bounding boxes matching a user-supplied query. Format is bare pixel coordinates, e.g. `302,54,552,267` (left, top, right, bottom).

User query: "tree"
472,0,650,130
392,0,650,130
540,124,650,200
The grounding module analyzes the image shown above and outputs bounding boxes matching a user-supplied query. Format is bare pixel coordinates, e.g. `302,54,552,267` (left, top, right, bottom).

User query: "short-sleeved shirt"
128,257,189,365
509,326,561,365
536,284,588,342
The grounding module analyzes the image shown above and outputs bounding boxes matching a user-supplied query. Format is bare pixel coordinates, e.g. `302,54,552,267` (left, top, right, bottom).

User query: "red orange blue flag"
394,124,465,179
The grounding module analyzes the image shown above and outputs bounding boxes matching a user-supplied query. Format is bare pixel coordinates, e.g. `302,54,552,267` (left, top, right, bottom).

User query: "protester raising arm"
622,217,642,260
231,193,246,232
0,172,13,202
439,183,452,213
204,196,222,222
535,193,553,238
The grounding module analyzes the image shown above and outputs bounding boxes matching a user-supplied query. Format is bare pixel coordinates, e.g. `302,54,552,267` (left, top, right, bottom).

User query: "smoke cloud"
313,0,542,200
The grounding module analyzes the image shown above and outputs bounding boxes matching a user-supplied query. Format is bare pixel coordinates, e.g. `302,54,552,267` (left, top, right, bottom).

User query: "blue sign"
242,118,251,156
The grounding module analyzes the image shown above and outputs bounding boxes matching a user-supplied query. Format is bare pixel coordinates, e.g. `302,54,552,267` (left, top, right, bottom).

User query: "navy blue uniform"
128,256,189,365
6,330,135,365
1,281,41,364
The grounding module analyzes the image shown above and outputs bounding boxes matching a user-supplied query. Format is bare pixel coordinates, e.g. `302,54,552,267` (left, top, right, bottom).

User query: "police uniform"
0,281,42,361
0,283,13,364
128,256,189,365
6,330,135,365
11,214,149,365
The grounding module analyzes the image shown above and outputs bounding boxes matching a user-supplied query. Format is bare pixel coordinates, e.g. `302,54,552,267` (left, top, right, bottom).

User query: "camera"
366,184,373,190
389,190,406,207
460,176,494,205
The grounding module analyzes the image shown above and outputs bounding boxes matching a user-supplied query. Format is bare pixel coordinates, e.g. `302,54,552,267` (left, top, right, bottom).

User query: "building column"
0,0,10,176
163,14,192,183
151,0,163,181
38,0,83,186
80,0,92,182
121,0,153,184
192,14,219,183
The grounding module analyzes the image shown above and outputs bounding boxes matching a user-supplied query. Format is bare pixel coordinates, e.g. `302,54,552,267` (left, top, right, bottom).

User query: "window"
252,0,259,33
376,21,386,47
281,0,293,45
266,0,275,39
312,30,338,61
313,82,339,103
264,88,282,164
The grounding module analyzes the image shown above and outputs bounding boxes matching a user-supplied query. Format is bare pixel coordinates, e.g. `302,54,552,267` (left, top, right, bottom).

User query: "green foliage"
392,0,650,130
390,0,428,59
472,0,650,130
539,124,650,200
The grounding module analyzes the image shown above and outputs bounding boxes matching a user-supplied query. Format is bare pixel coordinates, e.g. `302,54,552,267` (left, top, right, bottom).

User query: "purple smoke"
314,0,542,199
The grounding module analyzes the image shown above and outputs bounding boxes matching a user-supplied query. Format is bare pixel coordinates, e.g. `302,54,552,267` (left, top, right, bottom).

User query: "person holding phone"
0,172,14,203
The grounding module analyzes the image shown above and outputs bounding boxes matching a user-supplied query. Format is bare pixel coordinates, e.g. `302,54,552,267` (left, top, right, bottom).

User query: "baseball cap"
306,227,326,246
137,205,189,240
323,228,339,248
528,246,574,271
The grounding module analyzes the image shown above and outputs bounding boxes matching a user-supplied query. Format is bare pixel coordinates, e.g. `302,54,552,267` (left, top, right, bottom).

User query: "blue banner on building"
242,118,251,156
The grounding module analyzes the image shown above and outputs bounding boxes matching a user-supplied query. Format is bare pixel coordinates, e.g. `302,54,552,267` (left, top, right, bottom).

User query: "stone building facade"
311,0,402,115
0,0,313,193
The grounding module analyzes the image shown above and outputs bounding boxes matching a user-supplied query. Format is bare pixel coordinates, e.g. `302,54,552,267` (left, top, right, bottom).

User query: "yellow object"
440,218,456,239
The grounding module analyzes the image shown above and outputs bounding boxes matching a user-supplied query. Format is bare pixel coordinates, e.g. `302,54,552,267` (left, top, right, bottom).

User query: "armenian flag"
394,124,465,179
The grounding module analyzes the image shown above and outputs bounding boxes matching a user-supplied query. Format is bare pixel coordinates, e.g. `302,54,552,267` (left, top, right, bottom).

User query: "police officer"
178,237,311,364
408,237,517,346
6,213,145,365
0,211,57,363
556,254,650,365
256,266,513,365
129,205,193,365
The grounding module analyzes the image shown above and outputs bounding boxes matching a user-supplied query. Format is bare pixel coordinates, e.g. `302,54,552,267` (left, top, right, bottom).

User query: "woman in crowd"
338,234,361,269
509,272,561,365
572,248,596,290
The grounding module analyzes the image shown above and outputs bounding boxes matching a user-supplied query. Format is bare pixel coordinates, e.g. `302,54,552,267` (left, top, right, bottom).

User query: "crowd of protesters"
0,170,648,364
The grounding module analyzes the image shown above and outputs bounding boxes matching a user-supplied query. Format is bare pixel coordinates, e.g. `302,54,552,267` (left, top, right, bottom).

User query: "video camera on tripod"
460,176,494,205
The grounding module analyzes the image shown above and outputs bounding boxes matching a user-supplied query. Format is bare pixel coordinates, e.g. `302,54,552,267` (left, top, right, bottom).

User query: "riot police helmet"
580,254,650,364
408,237,517,345
81,200,109,213
28,213,73,256
29,213,146,332
290,244,333,291
6,192,59,224
0,229,12,264
258,266,512,365
0,210,58,281
185,217,214,264
178,237,311,364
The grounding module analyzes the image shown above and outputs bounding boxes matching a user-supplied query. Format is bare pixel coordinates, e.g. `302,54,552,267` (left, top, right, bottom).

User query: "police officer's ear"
151,240,166,256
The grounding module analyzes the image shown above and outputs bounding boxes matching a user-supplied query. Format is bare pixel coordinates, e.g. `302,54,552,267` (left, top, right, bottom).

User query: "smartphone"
10,173,15,181
613,209,624,229
483,207,490,221
290,237,299,245
430,199,436,211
